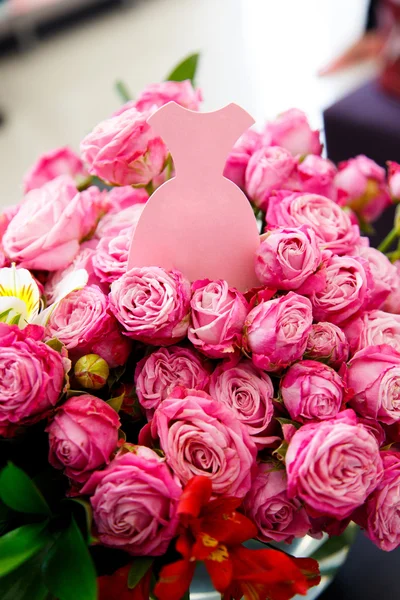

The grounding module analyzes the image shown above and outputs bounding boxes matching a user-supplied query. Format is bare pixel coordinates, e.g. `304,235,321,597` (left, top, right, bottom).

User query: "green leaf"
63,499,93,544
275,417,302,430
45,338,64,353
0,500,12,535
0,552,50,600
0,522,50,577
115,80,132,103
0,308,13,322
42,518,97,600
107,392,125,413
166,53,200,85
128,557,154,589
0,463,51,516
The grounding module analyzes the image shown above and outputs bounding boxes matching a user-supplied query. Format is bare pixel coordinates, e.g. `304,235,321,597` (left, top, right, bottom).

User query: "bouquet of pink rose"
2,53,400,600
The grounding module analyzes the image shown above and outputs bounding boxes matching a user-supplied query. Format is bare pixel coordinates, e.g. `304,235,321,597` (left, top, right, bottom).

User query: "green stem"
115,80,132,103
378,227,399,254
145,181,155,196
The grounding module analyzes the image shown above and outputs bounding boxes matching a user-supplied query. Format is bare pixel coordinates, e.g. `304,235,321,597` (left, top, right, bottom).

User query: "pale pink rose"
107,186,148,212
0,204,19,241
46,394,120,484
245,146,296,211
209,360,275,448
310,255,370,325
243,464,310,543
46,285,130,368
261,109,322,156
305,322,349,369
92,226,132,284
95,203,145,239
223,128,261,190
286,409,382,519
335,155,392,223
266,192,360,256
109,267,190,346
135,346,210,419
344,310,400,355
243,292,313,372
81,446,181,556
255,226,324,293
347,344,400,424
383,260,400,314
355,246,397,310
134,80,202,112
294,155,337,200
281,360,345,423
80,107,167,187
0,324,67,437
151,388,256,497
388,161,400,200
188,279,249,359
23,146,88,193
2,176,107,271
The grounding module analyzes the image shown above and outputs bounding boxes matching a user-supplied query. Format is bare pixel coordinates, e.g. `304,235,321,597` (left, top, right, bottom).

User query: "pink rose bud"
0,324,68,437
74,354,109,390
46,394,120,484
347,344,400,424
107,186,148,212
245,146,296,211
305,322,349,369
81,446,181,555
134,80,202,112
135,346,210,419
255,226,323,292
383,260,400,314
344,310,400,356
188,279,249,359
109,267,190,346
243,292,313,372
95,203,145,239
92,226,133,284
281,360,345,423
151,388,257,497
388,161,400,200
23,146,89,193
286,409,383,519
261,108,322,156
294,155,337,200
209,360,276,448
355,246,398,310
223,128,261,190
243,464,310,543
80,107,167,187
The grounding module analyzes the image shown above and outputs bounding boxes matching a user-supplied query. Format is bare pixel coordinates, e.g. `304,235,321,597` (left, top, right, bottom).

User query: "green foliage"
0,463,51,516
0,552,50,600
107,391,125,413
0,523,50,577
128,557,154,589
166,53,200,85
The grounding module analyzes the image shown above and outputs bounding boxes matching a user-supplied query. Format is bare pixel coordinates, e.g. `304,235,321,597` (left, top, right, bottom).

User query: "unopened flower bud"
74,354,109,390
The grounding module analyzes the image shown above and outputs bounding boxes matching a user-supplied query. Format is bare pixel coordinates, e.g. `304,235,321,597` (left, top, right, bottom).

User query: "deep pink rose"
23,146,88,193
2,176,107,271
243,464,310,543
80,107,167,186
305,322,349,369
356,246,397,310
335,155,392,223
358,418,386,447
266,192,360,256
262,109,322,156
293,155,337,200
281,360,345,423
188,279,249,359
255,226,323,292
46,394,120,484
347,344,400,424
243,292,313,372
135,346,210,419
286,409,382,519
245,146,296,211
223,128,261,190
0,324,67,437
344,310,400,355
81,446,181,555
95,203,145,239
151,388,257,497
110,267,190,346
46,285,130,368
92,226,132,284
134,80,202,112
388,161,400,200
107,186,148,212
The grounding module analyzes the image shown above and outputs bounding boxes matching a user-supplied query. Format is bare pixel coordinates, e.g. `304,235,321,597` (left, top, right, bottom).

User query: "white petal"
0,265,40,323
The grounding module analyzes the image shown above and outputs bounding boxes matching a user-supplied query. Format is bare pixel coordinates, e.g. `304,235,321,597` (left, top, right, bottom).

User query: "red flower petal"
204,545,233,593
154,559,196,600
178,476,212,523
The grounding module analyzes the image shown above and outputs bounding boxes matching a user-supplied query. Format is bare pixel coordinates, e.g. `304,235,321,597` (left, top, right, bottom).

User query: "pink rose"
223,128,261,190
266,192,360,256
151,388,256,497
383,260,400,314
80,107,167,186
243,464,310,543
46,285,130,368
310,255,370,325
388,161,400,200
344,310,400,355
188,279,249,359
355,246,397,310
81,446,181,555
255,226,323,292
245,146,296,211
335,155,392,223
261,109,322,156
286,409,382,519
23,146,88,193
2,176,107,271
46,394,120,484
135,346,210,419
107,186,148,212
281,360,345,423
347,344,400,424
134,80,202,112
110,267,190,346
243,292,313,372
305,322,349,369
209,360,275,448
294,155,337,200
0,324,67,437
95,203,145,239
92,226,132,284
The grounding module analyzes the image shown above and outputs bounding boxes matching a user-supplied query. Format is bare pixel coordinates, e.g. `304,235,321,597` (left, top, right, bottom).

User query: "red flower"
98,564,151,600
